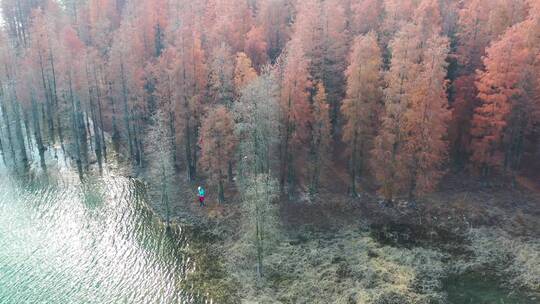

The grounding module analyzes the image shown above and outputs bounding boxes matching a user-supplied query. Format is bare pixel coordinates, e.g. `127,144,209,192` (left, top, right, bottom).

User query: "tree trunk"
280,117,291,192
49,47,61,146
0,136,5,165
38,48,55,142
168,111,177,168
108,81,120,152
22,105,34,155
88,88,103,173
94,66,107,162
256,215,263,279
218,177,225,203
0,89,17,165
133,116,144,166
10,95,29,170
184,118,195,180
68,74,84,180
120,61,134,159
228,161,234,182
350,136,358,197
31,95,47,170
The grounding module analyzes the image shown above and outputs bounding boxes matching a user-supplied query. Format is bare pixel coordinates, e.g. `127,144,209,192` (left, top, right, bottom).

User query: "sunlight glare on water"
0,161,201,304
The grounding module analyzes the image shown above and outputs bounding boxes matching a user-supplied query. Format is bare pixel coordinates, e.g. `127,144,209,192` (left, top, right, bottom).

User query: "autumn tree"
371,24,421,201
290,0,322,80
152,48,180,167
320,0,349,131
84,0,121,54
18,59,47,169
57,26,89,179
244,25,269,71
209,42,235,106
199,106,237,203
108,20,147,164
449,0,529,166
233,52,258,94
292,0,348,130
309,82,331,195
380,0,417,44
0,39,29,171
279,38,312,193
1,0,539,206
206,0,253,53
137,0,168,58
447,0,491,165
403,35,451,197
170,27,208,180
1,0,44,47
342,32,382,196
27,8,65,147
448,75,478,166
471,6,540,179
257,0,292,61
349,0,383,35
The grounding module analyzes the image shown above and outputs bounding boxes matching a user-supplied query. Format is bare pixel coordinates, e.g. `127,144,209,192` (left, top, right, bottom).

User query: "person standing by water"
197,186,205,207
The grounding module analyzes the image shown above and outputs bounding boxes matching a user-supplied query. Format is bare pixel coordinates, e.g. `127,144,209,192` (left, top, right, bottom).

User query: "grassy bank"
141,170,540,303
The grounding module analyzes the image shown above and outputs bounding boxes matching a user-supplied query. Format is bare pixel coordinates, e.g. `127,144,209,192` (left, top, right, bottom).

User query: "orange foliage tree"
371,24,421,201
233,52,258,94
167,27,208,180
449,0,529,166
342,32,382,196
199,106,237,203
403,34,451,197
244,25,269,71
471,4,540,178
349,0,383,35
279,38,312,192
209,42,235,106
309,82,331,195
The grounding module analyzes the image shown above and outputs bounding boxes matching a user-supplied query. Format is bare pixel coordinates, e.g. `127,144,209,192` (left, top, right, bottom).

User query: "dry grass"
453,228,540,291
225,229,448,304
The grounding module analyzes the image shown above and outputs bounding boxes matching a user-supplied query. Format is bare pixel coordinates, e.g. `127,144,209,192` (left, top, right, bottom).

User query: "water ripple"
0,167,201,303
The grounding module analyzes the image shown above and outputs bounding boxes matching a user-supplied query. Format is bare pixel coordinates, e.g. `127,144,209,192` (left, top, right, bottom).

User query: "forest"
1,0,539,198
0,0,539,303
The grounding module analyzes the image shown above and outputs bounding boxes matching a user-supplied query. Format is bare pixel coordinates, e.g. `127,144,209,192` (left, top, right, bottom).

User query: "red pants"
198,196,205,205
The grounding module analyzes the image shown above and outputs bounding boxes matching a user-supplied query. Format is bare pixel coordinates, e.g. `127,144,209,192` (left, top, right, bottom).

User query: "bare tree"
145,109,176,226
241,173,279,279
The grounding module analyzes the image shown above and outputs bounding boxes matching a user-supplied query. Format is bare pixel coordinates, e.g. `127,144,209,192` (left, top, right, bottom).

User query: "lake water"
0,157,203,303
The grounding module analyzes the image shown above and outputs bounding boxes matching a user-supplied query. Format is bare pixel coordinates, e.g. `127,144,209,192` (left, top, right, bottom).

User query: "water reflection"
0,158,204,303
